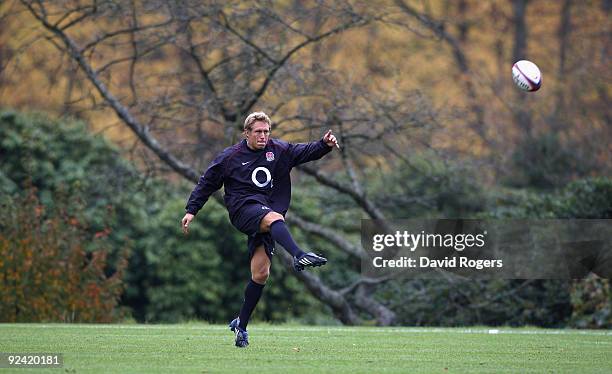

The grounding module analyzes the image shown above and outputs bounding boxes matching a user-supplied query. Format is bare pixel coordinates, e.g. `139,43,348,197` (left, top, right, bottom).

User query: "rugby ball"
512,60,542,92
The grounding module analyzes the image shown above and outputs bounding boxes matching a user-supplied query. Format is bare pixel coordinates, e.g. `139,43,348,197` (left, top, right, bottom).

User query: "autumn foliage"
0,186,127,322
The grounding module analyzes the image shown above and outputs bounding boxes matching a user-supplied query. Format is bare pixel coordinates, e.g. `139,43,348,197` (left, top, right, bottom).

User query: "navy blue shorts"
230,202,276,261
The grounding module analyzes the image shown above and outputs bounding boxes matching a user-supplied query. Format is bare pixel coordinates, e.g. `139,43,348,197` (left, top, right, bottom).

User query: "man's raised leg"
260,211,305,258
260,211,327,271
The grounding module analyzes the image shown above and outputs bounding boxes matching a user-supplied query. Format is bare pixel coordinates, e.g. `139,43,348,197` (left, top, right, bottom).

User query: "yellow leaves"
1,0,609,166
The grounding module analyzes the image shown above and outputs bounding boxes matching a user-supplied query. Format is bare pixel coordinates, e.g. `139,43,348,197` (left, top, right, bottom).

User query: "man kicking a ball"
181,111,339,347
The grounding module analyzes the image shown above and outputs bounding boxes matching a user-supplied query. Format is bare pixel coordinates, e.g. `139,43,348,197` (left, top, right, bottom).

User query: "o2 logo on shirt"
251,167,272,188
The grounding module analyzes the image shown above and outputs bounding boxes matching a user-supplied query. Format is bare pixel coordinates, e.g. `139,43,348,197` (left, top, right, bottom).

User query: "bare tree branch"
354,284,396,326
238,14,372,114
81,19,174,52
394,0,487,142
286,212,366,259
277,250,361,325
53,2,98,30
298,164,386,220
183,22,234,122
20,0,199,181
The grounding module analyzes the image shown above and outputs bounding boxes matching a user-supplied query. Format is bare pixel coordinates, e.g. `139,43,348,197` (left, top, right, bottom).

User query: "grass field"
1,324,611,373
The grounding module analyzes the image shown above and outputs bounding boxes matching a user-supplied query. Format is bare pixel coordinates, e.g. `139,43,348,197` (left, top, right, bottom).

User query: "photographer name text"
370,230,503,270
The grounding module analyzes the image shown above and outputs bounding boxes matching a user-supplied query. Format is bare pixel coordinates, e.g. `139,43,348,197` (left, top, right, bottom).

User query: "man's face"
245,121,270,150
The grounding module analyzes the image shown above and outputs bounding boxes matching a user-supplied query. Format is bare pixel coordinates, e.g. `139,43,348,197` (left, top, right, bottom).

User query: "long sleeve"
288,139,332,168
185,153,226,215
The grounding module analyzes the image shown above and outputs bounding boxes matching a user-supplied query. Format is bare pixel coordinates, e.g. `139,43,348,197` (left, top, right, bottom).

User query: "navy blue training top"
185,138,332,218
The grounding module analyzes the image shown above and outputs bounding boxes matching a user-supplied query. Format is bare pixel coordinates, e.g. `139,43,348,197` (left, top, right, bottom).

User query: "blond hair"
243,111,271,131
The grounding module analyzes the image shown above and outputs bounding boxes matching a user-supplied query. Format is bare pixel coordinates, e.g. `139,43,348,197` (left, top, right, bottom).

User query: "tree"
10,0,408,325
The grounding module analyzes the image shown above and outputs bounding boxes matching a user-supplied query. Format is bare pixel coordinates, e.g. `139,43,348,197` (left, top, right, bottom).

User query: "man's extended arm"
182,153,226,233
289,129,338,167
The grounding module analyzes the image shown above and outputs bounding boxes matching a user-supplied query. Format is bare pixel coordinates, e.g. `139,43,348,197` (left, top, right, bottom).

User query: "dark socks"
238,279,265,330
269,220,305,258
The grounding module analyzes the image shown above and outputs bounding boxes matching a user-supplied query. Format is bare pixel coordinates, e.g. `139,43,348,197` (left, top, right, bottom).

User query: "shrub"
0,185,127,322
